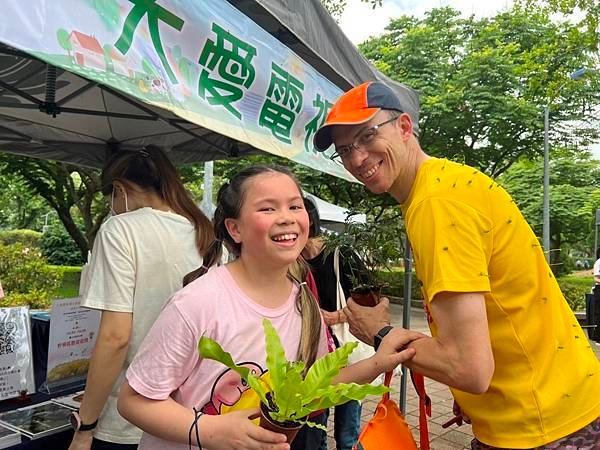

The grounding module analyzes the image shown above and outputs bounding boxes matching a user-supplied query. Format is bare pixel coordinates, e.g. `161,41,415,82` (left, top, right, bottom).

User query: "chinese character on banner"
304,93,333,153
259,63,305,144
115,0,185,84
198,22,257,119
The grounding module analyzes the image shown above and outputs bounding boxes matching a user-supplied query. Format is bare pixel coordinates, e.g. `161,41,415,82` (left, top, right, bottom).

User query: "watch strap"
373,325,394,351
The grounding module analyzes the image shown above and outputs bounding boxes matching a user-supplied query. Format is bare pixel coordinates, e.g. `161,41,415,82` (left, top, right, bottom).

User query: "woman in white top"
68,145,213,450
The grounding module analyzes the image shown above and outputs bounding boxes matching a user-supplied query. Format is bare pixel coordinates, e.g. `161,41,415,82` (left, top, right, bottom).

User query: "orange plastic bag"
353,371,431,450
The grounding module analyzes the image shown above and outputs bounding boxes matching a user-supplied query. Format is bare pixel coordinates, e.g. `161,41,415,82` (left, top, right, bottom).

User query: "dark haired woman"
68,146,213,450
301,197,366,450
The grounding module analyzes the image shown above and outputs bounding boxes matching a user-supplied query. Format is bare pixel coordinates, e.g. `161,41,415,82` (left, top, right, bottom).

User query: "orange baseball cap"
314,81,404,151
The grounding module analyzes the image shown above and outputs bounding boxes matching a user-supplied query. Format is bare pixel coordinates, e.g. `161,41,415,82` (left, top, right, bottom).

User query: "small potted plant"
321,219,404,307
198,318,388,443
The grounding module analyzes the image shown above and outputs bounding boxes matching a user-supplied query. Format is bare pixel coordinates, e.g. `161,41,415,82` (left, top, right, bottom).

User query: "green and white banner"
0,0,352,180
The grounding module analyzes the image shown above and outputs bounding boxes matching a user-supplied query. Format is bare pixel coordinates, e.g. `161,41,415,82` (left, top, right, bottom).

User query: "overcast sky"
338,0,600,159
338,0,514,45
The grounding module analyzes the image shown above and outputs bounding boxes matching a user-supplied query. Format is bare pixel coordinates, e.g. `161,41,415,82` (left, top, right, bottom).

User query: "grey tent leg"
399,235,412,414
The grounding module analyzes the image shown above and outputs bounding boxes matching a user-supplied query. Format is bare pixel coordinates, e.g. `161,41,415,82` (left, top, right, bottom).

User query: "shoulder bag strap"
333,247,347,310
380,371,431,450
410,370,431,450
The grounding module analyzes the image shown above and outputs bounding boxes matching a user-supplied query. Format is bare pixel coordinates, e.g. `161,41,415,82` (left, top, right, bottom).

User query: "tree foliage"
516,0,599,51
320,0,382,19
0,163,47,231
0,154,108,260
498,151,600,271
40,222,85,266
0,243,62,309
359,7,600,177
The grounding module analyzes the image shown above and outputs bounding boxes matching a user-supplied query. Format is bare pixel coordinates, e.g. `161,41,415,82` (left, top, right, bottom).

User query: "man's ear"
398,113,414,141
224,218,241,244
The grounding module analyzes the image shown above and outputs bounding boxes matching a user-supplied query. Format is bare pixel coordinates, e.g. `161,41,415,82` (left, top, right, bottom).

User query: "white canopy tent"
303,192,366,233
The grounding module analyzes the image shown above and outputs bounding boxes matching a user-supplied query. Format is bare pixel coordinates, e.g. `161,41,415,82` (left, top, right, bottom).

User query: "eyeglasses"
330,116,399,163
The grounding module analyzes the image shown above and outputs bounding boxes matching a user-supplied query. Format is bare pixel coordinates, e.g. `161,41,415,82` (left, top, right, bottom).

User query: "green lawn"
558,274,593,287
49,265,82,299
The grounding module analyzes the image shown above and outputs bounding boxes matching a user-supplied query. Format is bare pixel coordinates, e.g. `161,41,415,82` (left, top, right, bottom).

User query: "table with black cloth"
0,313,80,449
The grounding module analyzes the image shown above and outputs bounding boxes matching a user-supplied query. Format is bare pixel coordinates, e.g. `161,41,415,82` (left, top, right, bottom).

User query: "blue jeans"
291,412,328,450
319,400,362,450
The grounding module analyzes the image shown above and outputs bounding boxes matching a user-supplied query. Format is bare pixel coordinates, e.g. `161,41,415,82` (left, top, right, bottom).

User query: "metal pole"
399,234,412,414
542,105,550,263
595,209,600,257
201,161,214,219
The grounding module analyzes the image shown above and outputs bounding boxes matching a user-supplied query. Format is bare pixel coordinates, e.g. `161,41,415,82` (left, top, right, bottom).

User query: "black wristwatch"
373,325,394,351
70,411,98,432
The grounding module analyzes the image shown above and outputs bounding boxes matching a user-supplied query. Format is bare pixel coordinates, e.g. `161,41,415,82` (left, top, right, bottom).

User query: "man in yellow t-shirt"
314,81,600,448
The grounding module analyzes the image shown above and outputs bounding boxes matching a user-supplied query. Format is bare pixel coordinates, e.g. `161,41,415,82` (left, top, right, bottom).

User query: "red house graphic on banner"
70,31,106,71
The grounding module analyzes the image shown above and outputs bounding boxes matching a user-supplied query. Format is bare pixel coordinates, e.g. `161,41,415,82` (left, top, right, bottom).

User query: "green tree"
320,0,382,19
56,28,72,56
0,243,62,309
0,154,108,260
359,7,600,176
498,151,600,272
517,0,599,51
0,163,47,230
40,221,84,266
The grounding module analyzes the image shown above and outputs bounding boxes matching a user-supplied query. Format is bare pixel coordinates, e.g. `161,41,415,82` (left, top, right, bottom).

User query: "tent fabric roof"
232,0,420,133
0,45,262,168
0,0,419,170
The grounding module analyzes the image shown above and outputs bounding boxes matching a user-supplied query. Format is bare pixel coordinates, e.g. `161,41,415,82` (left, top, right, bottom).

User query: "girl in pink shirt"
118,165,421,450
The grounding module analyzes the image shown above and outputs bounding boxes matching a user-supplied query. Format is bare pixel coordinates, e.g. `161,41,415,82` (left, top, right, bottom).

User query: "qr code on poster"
0,322,17,355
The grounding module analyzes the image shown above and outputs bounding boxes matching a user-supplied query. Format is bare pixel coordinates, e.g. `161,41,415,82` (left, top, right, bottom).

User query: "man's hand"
68,430,93,450
343,297,390,345
442,400,472,428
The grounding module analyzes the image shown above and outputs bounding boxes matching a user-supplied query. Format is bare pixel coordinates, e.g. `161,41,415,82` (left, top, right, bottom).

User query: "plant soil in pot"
350,285,382,307
259,397,302,444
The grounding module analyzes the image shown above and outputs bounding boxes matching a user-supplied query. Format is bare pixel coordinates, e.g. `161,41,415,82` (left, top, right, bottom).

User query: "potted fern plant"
321,219,404,307
198,318,389,443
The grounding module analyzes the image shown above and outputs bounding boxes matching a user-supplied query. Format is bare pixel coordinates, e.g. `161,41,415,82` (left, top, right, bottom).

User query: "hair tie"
139,150,150,158
299,281,307,287
201,265,210,271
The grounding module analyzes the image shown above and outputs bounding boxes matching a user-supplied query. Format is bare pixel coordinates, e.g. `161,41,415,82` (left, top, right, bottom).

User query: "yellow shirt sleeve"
407,197,493,303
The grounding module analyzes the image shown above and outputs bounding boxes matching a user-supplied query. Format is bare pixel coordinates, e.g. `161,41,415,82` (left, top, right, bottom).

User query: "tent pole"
201,161,215,219
399,233,412,414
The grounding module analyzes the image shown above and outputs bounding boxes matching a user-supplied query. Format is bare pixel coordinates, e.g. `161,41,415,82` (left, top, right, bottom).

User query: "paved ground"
324,303,600,450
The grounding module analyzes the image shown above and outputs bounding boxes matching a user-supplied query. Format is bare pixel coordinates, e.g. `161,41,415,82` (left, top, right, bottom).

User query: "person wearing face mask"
68,146,213,450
